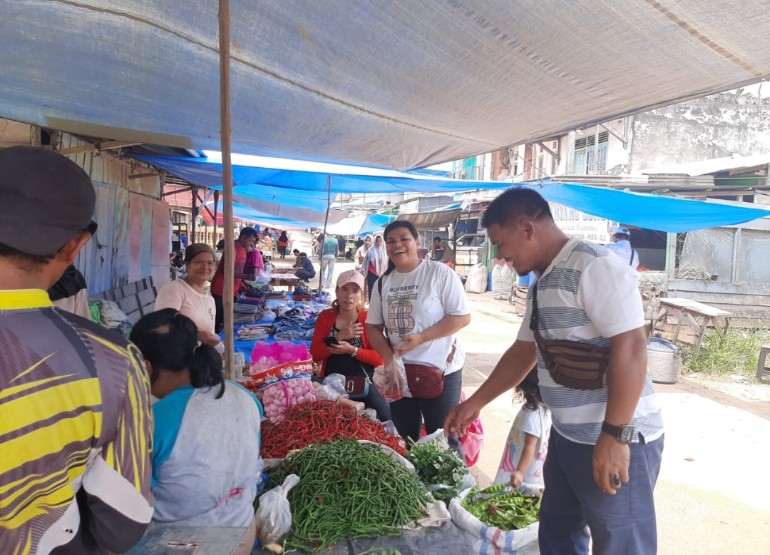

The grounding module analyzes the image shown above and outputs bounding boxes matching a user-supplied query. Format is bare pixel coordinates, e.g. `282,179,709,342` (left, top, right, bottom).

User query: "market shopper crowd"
2,147,664,555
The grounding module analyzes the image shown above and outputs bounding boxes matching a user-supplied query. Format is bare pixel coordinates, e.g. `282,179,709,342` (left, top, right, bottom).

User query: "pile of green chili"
461,483,541,530
264,439,431,552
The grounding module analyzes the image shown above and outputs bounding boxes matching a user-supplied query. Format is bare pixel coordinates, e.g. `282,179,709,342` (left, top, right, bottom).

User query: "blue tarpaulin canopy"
138,154,770,232
529,181,770,233
3,1,770,170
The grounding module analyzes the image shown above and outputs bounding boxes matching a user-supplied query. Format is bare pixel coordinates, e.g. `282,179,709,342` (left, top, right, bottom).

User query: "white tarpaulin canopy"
2,1,770,170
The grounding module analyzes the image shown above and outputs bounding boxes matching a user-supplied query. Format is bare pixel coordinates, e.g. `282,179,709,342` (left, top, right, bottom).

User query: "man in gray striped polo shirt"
446,188,664,555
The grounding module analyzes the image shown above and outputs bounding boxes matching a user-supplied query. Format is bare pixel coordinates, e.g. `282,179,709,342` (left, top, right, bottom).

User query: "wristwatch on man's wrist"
601,421,635,444
350,347,359,358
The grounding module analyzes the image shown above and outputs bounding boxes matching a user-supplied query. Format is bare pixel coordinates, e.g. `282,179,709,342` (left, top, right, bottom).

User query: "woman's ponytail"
131,308,226,399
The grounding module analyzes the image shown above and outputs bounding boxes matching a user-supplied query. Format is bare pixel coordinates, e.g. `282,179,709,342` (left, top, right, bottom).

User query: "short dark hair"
0,241,55,269
482,187,553,229
293,248,300,254
382,220,419,276
239,227,258,239
384,220,418,242
433,236,442,242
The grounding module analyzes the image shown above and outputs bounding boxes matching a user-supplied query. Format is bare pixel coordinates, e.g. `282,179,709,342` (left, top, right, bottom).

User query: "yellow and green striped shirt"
0,290,153,554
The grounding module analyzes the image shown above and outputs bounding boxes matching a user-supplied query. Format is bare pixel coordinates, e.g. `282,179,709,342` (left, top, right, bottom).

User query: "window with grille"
573,131,609,174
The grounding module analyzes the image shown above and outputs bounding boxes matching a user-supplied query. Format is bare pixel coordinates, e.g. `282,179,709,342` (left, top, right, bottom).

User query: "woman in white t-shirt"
366,221,471,447
155,243,222,353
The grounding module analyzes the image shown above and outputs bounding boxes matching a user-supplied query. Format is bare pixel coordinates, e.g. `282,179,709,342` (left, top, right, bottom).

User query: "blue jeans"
321,254,335,287
389,369,462,453
539,429,664,555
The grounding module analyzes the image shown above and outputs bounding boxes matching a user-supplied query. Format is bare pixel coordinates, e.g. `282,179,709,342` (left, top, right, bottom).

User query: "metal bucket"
647,337,681,384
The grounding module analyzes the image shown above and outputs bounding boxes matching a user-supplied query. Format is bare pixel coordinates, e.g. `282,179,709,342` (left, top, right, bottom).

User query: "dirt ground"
461,291,770,555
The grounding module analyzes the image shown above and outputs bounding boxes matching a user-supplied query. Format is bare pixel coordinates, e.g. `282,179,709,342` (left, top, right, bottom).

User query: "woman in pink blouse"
155,243,222,352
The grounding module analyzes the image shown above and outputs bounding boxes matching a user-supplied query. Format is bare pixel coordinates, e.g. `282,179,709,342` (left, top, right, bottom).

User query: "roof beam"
535,141,560,163
57,140,141,155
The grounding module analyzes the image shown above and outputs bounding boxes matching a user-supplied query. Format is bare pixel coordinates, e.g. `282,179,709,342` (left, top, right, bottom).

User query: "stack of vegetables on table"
261,439,431,552
460,483,540,530
405,439,467,504
260,400,406,459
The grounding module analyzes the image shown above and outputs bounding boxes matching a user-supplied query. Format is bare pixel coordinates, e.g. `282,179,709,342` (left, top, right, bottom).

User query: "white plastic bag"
373,356,408,402
464,264,488,294
254,474,300,545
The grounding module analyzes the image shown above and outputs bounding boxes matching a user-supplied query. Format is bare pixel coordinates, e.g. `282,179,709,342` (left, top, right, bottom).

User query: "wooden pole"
317,175,332,293
191,186,197,244
219,0,236,380
213,190,219,248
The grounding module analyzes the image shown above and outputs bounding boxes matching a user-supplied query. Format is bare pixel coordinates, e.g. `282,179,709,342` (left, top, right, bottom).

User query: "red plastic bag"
459,392,484,467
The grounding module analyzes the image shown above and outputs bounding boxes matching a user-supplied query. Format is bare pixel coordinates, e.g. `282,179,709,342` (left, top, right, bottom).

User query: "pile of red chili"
261,400,406,458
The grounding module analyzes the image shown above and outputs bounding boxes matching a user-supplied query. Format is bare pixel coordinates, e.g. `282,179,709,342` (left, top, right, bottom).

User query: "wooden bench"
90,277,158,324
651,297,731,354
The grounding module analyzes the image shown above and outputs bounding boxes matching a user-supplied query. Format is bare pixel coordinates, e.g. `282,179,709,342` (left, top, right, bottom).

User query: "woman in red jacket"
310,270,390,421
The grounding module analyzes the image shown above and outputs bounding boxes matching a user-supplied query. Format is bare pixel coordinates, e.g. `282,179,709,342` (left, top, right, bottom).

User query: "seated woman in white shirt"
155,243,222,352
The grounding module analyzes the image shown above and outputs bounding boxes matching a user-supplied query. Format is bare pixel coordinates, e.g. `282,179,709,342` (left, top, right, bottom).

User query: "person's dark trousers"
389,369,462,454
295,269,314,281
366,271,378,299
539,429,664,555
213,294,224,333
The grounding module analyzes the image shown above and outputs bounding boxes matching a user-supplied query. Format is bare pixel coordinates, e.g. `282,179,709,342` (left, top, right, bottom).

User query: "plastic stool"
757,344,770,380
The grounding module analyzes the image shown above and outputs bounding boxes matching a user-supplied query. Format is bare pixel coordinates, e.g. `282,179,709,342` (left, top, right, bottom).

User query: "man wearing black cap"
0,147,153,554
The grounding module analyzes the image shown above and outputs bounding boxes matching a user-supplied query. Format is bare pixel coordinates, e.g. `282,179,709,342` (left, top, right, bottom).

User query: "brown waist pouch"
530,283,610,390
534,336,610,390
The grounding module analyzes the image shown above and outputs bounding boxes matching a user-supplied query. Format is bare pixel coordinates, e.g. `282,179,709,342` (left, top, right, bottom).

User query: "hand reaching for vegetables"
509,469,524,488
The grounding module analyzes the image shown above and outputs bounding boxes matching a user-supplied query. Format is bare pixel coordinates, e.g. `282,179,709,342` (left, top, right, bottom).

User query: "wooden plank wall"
665,279,770,329
57,133,169,295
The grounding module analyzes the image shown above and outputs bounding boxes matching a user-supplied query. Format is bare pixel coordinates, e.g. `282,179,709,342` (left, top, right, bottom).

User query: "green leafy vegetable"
461,484,540,530
405,439,466,504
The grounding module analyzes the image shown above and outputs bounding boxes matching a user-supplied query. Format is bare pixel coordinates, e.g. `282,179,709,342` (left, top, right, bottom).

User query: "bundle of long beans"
264,439,430,552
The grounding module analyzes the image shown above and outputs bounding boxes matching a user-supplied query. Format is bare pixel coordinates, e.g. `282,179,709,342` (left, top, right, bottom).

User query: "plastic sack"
449,487,539,555
373,355,408,402
254,474,300,545
464,264,488,294
459,392,484,467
